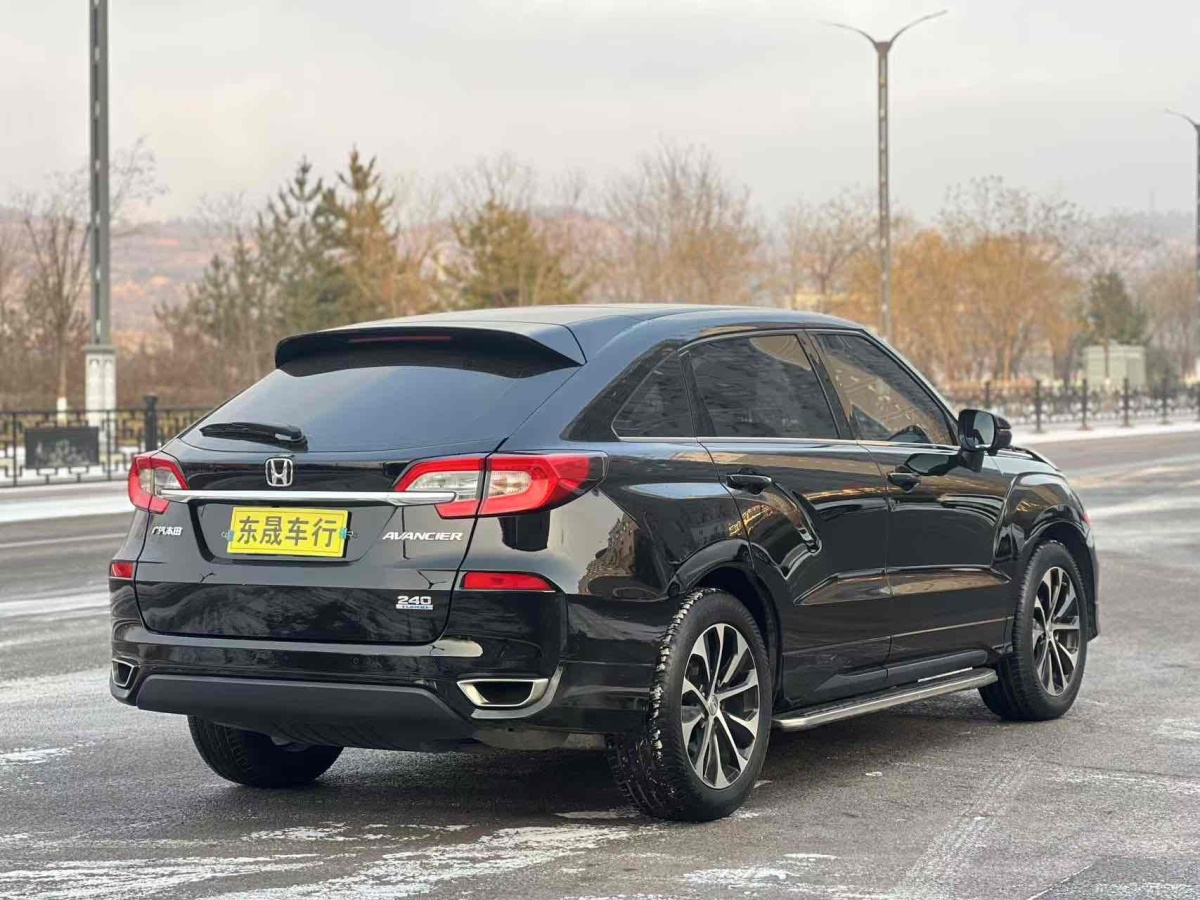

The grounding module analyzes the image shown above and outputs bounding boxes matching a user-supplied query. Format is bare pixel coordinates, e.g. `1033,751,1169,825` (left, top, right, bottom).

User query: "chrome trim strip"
117,625,485,659
889,617,1008,640
160,489,456,507
698,436,862,445
771,667,998,732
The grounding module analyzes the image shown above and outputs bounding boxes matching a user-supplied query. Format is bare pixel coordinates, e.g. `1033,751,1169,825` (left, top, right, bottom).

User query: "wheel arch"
692,564,783,703
999,471,1097,641
1023,520,1098,641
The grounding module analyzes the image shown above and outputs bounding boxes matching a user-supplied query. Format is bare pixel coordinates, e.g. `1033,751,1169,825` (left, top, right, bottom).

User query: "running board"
772,667,998,733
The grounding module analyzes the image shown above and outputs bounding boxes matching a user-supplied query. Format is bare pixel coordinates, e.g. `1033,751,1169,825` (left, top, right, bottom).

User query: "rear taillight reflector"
128,453,188,514
395,453,604,519
461,572,555,592
110,561,134,579
394,456,485,517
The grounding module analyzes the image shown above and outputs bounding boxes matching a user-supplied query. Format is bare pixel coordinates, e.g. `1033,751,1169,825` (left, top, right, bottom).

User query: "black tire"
187,717,343,788
607,588,772,822
981,541,1089,721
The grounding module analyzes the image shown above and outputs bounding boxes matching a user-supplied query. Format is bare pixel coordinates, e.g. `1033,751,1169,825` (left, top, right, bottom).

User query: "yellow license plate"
226,507,349,558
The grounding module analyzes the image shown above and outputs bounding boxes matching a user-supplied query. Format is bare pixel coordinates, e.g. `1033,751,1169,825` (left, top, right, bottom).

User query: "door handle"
887,470,921,491
726,472,774,493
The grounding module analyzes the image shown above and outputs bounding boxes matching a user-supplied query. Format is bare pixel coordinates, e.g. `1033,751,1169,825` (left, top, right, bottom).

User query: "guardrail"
0,396,209,488
944,378,1200,432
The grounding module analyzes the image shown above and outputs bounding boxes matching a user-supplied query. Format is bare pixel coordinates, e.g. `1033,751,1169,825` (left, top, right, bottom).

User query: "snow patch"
1055,767,1200,797
1155,719,1200,743
0,855,322,900
0,746,74,768
244,826,357,843
785,852,839,861
684,866,793,887
209,824,644,899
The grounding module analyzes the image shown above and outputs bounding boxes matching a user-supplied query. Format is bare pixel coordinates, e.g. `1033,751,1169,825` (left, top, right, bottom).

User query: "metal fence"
944,378,1200,431
1,396,209,488
2,378,1198,489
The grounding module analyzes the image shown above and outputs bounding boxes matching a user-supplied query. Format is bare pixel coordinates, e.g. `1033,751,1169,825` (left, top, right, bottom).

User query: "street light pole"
1166,110,1200,348
828,11,947,344
85,0,115,422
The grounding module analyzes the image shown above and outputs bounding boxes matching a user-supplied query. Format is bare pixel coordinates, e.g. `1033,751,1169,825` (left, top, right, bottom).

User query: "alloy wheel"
1031,566,1081,696
680,622,761,789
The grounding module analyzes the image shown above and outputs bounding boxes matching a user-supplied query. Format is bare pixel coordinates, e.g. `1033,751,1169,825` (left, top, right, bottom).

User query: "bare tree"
20,171,91,404
939,177,1082,381
1139,250,1199,380
779,188,875,311
391,171,448,316
603,143,761,304
0,217,28,403
18,140,161,404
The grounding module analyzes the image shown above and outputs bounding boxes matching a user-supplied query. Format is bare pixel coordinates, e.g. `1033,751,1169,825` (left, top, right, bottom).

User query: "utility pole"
85,0,115,422
827,11,946,344
1166,109,1200,377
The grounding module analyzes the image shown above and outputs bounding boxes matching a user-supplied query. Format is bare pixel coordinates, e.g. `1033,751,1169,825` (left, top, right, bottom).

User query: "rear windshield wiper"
199,421,307,448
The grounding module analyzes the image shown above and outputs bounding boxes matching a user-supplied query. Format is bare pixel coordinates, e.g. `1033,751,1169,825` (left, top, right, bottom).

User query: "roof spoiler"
275,322,587,368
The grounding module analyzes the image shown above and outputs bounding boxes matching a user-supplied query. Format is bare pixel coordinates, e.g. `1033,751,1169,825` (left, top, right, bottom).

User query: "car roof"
351,303,859,330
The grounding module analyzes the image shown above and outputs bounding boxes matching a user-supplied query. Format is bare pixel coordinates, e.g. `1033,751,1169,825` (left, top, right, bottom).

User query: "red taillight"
128,453,188,514
109,560,134,579
461,571,555,592
480,454,600,516
395,453,604,519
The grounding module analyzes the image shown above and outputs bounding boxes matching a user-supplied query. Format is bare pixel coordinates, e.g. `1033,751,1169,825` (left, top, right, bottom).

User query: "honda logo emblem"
265,457,294,488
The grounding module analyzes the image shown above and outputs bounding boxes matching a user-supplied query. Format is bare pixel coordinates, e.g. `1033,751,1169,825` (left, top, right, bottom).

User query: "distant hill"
111,219,226,334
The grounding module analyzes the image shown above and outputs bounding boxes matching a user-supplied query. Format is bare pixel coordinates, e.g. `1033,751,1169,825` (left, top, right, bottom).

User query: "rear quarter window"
612,355,694,438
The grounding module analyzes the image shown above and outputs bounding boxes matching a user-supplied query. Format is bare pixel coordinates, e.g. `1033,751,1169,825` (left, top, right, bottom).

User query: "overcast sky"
4,0,1198,222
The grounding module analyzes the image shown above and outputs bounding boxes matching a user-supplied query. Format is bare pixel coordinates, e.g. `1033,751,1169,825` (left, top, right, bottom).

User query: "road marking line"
0,496,131,525
0,533,125,552
0,592,109,619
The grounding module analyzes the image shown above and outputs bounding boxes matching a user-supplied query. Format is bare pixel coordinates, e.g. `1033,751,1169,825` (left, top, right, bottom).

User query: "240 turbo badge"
396,594,434,611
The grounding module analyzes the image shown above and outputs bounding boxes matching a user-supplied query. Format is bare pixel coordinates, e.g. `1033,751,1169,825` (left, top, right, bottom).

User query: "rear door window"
687,335,839,439
813,332,954,446
186,334,577,452
613,355,694,438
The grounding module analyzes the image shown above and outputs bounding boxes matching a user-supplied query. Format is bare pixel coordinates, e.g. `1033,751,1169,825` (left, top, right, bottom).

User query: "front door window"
813,333,953,446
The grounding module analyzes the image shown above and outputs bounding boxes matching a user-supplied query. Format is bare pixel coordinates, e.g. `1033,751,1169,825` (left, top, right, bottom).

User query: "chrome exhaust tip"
111,660,137,689
457,677,550,709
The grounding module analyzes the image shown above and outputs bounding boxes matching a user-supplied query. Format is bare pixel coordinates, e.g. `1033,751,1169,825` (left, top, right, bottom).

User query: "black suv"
110,304,1097,821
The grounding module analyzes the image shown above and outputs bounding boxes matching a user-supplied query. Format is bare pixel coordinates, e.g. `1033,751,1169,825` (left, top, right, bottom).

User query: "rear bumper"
111,622,653,748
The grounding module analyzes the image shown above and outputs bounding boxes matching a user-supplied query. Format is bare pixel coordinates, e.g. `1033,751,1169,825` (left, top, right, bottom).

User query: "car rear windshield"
188,334,578,452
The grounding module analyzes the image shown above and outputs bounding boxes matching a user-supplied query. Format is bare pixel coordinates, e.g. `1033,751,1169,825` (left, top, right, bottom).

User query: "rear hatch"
133,328,580,644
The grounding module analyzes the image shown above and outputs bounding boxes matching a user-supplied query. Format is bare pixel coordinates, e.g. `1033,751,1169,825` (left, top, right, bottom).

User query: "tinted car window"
189,337,576,452
688,335,839,439
613,355,694,438
814,333,954,445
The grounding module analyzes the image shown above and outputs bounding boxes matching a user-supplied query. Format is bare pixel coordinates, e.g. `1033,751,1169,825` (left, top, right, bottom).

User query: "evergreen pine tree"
1085,270,1146,345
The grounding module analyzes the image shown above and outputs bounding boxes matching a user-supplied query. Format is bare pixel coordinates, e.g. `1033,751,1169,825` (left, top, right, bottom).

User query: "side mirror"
958,409,1012,455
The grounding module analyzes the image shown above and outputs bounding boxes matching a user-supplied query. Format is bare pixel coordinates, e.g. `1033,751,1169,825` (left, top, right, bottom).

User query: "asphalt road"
1,433,1198,899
